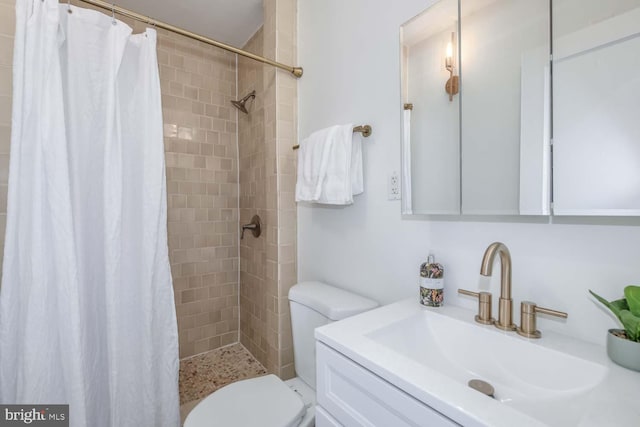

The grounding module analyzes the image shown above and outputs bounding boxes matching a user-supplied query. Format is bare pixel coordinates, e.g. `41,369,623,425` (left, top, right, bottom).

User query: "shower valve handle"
241,215,262,239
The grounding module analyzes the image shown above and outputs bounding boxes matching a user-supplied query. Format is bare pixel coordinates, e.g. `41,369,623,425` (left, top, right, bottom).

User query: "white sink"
315,298,640,427
366,309,608,425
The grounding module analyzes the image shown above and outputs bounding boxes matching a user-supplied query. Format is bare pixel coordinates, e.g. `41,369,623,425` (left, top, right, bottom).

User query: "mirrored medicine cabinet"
400,0,640,216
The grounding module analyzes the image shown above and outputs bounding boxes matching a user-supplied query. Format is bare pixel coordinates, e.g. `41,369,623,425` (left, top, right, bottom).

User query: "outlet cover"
388,171,401,200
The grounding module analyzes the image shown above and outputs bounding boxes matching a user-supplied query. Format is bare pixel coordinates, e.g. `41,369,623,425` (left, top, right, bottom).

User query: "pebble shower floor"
179,343,267,423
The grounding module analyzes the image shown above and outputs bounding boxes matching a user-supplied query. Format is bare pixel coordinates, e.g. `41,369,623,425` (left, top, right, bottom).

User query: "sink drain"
468,379,495,398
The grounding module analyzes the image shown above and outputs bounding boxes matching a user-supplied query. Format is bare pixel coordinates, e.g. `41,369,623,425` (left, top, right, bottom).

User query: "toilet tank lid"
288,281,378,321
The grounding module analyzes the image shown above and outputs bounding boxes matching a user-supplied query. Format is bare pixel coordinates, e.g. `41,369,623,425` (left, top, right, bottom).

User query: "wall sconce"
445,32,459,102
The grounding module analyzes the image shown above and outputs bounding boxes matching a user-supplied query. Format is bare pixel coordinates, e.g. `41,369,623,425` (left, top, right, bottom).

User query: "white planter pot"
607,329,640,372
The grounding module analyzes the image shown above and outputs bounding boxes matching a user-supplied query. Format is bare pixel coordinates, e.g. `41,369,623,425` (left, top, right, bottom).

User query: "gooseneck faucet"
480,242,516,331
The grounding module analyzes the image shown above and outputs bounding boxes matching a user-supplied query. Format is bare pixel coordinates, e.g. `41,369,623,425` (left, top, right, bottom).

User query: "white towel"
351,133,363,196
295,123,363,205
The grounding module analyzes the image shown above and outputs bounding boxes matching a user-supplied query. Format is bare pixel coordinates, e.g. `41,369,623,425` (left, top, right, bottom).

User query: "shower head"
231,90,256,114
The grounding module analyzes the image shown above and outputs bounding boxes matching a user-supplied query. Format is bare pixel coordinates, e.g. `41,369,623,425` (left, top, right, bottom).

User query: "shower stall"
0,1,298,424
81,0,299,381
153,0,298,377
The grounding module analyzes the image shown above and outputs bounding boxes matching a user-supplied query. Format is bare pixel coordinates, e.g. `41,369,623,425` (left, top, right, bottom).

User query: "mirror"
401,0,551,215
400,0,460,215
460,0,550,215
552,0,640,215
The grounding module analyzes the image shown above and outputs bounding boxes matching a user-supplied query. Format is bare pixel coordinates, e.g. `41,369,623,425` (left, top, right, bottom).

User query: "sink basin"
366,308,609,425
316,299,640,426
316,298,640,426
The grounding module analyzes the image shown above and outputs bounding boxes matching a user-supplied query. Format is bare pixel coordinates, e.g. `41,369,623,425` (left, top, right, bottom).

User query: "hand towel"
351,133,363,196
295,125,339,202
316,124,355,204
296,123,362,205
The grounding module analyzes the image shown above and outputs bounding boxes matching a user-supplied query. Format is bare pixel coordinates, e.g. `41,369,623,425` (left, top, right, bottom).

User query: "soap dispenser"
419,254,444,307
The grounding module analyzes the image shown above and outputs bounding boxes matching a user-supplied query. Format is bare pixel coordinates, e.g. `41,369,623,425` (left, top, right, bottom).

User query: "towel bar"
292,125,372,150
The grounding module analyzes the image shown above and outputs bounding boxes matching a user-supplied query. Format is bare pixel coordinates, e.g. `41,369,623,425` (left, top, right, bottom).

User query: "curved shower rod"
77,0,304,78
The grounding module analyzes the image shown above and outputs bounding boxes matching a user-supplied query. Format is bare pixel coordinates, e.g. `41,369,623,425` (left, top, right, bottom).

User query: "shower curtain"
0,1,180,426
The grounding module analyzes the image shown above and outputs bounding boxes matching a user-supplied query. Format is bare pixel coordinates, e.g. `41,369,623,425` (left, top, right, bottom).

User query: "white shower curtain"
0,1,180,426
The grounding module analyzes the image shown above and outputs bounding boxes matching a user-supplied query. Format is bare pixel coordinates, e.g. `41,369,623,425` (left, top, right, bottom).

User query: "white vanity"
314,299,640,426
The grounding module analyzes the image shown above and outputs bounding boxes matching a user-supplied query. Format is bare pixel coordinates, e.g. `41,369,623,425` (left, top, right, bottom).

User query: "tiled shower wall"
238,0,298,378
269,0,298,380
237,28,272,367
156,28,239,359
0,0,240,359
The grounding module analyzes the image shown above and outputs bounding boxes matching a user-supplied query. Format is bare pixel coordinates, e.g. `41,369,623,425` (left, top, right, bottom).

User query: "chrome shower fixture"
231,90,256,114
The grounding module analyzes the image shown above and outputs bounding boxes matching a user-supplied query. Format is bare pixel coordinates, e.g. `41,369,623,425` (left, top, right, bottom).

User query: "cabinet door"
400,0,461,215
316,342,459,427
552,0,640,215
460,0,550,214
316,406,343,427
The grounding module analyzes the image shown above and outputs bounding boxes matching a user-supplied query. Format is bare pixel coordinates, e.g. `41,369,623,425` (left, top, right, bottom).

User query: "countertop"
315,298,640,427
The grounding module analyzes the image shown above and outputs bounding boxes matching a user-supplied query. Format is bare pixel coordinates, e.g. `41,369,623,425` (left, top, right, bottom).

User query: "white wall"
297,0,640,346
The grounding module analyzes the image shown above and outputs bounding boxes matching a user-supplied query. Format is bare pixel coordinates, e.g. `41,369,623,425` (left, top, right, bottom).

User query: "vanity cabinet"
551,0,640,215
401,0,550,216
316,342,459,427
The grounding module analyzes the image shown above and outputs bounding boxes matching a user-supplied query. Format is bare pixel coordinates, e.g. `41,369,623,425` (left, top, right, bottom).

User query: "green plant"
589,286,640,342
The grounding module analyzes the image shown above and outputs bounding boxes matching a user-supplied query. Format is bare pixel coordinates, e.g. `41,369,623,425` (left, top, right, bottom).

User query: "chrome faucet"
480,242,516,331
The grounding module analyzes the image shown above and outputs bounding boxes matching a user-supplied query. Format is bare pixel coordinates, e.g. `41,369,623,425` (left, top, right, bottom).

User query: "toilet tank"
288,281,378,389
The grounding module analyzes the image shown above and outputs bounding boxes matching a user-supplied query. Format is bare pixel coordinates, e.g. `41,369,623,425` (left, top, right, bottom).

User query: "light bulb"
445,40,453,69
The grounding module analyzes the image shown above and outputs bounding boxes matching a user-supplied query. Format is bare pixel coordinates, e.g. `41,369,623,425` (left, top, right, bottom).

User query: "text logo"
0,405,68,427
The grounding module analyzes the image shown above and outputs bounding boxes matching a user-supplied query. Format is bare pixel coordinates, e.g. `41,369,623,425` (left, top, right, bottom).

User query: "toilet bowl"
183,281,378,427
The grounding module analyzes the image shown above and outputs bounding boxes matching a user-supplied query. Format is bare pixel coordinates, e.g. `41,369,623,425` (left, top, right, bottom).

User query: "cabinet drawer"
316,342,459,427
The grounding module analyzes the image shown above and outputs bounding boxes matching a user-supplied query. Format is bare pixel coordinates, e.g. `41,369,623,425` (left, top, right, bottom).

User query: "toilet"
184,281,378,427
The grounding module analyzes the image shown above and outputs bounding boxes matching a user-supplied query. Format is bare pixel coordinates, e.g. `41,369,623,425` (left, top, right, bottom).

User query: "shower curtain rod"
77,0,304,78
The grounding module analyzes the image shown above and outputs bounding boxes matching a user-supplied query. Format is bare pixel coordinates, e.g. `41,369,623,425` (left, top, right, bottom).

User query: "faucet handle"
516,301,568,339
458,289,495,325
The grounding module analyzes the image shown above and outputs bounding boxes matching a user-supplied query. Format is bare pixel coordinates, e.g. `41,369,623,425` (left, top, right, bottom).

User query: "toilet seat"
184,374,306,427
